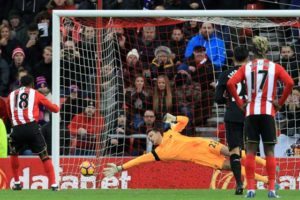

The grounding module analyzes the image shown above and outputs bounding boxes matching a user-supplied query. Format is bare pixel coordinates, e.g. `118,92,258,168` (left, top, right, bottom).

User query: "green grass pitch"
0,189,297,200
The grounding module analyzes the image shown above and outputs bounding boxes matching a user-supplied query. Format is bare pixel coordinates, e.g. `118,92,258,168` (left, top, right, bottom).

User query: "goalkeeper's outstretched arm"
103,152,156,177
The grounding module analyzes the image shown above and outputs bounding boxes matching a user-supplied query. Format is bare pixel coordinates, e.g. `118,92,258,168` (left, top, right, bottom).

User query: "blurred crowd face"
102,65,114,77
9,17,20,29
157,52,168,64
43,48,52,63
200,22,214,39
38,84,50,95
135,76,144,92
143,26,156,41
14,53,25,66
54,0,66,6
157,77,166,91
64,40,75,50
28,30,39,41
281,46,294,60
0,26,10,39
118,115,126,127
171,29,184,42
193,50,206,61
143,110,156,126
70,91,78,99
85,106,96,117
126,55,138,66
189,21,198,28
17,70,28,81
83,26,95,40
113,27,124,35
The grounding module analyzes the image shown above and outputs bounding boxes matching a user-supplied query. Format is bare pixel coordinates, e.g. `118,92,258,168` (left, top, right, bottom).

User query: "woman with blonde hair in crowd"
152,75,174,121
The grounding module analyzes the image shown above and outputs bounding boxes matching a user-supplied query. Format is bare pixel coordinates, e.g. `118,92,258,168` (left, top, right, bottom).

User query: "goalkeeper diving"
103,114,268,188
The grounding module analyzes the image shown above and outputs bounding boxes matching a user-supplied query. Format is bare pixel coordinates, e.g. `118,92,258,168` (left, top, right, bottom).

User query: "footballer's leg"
261,115,278,197
9,129,23,190
225,122,244,195
38,149,58,191
244,116,260,196
31,123,58,191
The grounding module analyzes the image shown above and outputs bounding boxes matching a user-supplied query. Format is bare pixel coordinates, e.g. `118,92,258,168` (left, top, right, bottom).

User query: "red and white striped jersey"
227,59,294,117
7,87,60,126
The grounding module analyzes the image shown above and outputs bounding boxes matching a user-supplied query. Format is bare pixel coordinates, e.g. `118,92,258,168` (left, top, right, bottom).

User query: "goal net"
52,10,300,189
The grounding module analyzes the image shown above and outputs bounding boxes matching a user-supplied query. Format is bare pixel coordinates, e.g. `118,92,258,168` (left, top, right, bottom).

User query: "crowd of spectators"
0,0,299,157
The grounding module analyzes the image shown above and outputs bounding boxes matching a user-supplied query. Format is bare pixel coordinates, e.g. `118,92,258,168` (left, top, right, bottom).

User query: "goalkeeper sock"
43,159,56,186
230,154,242,185
245,154,256,190
266,156,276,190
10,155,20,182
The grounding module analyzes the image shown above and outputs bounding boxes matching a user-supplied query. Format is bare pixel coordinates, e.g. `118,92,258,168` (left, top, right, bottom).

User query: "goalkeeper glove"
163,113,177,124
103,163,122,178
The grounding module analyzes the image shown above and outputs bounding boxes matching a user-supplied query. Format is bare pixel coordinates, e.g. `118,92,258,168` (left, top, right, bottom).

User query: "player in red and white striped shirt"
227,36,294,198
7,75,60,191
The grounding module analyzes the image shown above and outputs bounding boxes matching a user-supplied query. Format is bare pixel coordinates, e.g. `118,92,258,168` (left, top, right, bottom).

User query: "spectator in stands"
278,45,299,86
10,67,28,91
123,49,145,88
69,100,105,155
0,48,9,96
103,0,142,9
173,70,201,135
167,27,187,64
150,45,176,82
185,22,226,71
47,0,76,14
60,40,83,94
8,10,27,47
11,0,48,25
180,45,214,126
34,11,52,49
60,85,83,154
0,24,21,65
133,25,161,67
108,114,130,156
183,21,200,40
36,76,52,125
9,47,30,87
60,17,81,44
33,46,52,91
152,75,174,121
24,23,43,68
77,26,97,95
126,75,152,130
280,87,300,136
132,110,161,155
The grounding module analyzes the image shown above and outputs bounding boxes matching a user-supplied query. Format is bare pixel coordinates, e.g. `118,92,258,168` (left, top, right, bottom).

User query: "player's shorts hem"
245,140,259,144
262,141,277,144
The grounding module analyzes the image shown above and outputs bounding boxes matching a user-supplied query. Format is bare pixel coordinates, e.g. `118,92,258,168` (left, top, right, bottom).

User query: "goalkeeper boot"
267,191,280,198
245,190,255,198
51,184,59,191
12,182,22,191
235,183,243,195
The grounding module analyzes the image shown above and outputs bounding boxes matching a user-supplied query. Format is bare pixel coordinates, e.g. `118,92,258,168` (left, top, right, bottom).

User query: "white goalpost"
52,10,300,189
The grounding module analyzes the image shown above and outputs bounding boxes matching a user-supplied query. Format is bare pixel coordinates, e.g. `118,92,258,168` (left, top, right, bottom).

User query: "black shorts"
244,115,277,144
9,122,47,154
225,122,244,150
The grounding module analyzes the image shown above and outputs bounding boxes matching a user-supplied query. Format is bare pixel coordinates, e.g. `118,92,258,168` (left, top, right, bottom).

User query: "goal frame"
52,9,300,183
